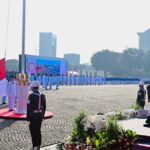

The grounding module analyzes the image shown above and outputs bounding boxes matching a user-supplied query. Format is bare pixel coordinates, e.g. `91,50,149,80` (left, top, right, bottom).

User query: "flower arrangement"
57,112,138,150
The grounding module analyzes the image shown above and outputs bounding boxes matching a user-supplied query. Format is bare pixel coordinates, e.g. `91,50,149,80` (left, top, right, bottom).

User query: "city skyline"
0,0,150,63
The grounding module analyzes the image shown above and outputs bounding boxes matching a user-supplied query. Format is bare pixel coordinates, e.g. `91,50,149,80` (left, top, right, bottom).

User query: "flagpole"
21,0,26,74
16,0,28,114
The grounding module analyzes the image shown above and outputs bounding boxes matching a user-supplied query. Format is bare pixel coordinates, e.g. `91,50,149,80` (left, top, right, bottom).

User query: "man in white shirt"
7,75,17,111
1,79,8,105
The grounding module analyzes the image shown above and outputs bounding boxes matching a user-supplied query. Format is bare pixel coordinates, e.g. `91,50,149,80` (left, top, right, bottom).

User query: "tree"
91,48,149,77
6,59,19,72
91,50,121,76
121,48,145,76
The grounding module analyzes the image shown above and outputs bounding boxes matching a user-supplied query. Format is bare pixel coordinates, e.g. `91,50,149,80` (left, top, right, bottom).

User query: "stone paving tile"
41,144,57,150
0,85,144,150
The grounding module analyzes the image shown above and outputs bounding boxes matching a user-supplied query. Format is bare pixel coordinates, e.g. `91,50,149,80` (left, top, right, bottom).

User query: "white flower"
81,116,95,130
123,109,137,119
93,115,106,131
103,111,117,119
81,115,106,131
65,135,72,143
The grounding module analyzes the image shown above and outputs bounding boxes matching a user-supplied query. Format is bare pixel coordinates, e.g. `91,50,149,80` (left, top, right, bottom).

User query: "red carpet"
0,108,53,120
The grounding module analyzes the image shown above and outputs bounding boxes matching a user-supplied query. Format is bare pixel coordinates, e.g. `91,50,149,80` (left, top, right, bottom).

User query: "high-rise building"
64,53,80,66
137,29,150,51
39,32,57,57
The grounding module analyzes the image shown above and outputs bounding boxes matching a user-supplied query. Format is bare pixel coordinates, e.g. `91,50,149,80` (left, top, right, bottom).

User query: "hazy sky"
0,0,150,63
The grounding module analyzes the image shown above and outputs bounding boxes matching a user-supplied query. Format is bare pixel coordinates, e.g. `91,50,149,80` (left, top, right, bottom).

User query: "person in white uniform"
7,75,17,111
42,74,46,89
49,74,53,90
1,79,8,105
56,74,60,90
36,74,42,85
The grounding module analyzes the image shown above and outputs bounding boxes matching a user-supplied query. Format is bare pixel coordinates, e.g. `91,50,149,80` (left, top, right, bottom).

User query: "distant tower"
64,53,80,66
137,29,150,51
39,32,57,57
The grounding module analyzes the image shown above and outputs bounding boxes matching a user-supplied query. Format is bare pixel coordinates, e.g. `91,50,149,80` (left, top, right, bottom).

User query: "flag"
0,58,7,96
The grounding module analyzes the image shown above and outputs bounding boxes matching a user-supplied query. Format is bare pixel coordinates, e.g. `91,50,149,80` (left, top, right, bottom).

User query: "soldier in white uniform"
1,79,8,104
45,74,49,90
81,75,84,85
7,75,17,111
56,74,60,90
69,74,72,86
30,74,35,83
49,74,53,90
36,74,42,85
61,75,64,86
73,75,76,85
42,74,48,90
64,74,68,86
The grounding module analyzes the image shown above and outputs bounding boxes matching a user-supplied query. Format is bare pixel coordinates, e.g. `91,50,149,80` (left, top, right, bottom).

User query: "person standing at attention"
7,75,17,111
137,81,146,109
27,81,46,150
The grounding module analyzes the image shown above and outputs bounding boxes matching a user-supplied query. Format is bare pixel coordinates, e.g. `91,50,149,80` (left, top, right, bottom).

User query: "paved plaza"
0,85,142,150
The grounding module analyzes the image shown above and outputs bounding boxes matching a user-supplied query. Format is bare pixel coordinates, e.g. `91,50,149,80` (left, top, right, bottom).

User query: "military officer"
56,74,60,90
147,84,150,102
7,75,17,111
136,81,146,109
27,81,46,150
1,79,8,104
48,74,53,90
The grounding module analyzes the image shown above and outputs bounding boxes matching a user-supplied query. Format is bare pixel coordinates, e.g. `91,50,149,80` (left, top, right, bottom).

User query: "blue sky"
0,0,150,63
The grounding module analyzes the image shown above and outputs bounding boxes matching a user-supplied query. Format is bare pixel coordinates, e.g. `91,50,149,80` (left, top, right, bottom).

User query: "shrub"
57,112,138,150
105,117,123,142
71,112,87,143
132,103,142,110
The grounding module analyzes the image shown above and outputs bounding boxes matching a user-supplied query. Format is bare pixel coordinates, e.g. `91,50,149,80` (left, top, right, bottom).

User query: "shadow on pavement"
0,119,16,130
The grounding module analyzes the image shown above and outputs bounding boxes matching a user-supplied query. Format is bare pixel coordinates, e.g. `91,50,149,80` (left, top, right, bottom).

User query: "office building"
137,29,150,51
64,53,80,66
39,32,57,57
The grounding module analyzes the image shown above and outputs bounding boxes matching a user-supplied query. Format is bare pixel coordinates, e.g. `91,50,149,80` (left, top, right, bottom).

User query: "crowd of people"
29,74,140,90
0,73,143,106
1,75,17,109
0,74,46,149
1,72,150,149
30,74,106,90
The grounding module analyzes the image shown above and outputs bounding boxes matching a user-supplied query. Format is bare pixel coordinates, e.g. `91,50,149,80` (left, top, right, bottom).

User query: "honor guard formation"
1,73,150,107
28,73,142,91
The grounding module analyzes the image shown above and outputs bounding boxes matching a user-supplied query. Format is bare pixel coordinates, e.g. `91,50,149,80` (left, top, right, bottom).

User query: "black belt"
33,109,42,113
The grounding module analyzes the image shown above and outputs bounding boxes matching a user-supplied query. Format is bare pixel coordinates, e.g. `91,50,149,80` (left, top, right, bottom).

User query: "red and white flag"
0,58,7,96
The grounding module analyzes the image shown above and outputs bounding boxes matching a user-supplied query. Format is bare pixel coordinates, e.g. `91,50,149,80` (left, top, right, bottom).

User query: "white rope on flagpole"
4,0,11,58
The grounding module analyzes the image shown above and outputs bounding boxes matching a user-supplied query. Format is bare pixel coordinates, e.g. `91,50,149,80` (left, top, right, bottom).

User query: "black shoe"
37,146,40,150
2,102,7,105
9,109,14,111
33,146,40,150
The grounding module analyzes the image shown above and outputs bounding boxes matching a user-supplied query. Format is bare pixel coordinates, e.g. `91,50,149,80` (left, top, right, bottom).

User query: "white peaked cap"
139,81,144,86
30,81,40,88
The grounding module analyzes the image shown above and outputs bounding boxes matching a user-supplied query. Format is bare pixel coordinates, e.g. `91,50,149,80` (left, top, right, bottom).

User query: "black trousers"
137,100,145,109
29,114,43,147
